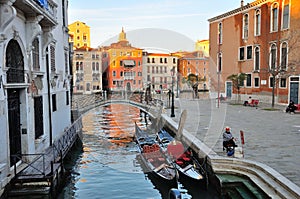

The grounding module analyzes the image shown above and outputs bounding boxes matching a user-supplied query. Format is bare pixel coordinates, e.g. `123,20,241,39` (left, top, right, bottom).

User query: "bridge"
71,93,164,120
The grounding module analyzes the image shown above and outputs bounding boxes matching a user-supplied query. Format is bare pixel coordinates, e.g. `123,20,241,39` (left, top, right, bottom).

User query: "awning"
123,60,135,67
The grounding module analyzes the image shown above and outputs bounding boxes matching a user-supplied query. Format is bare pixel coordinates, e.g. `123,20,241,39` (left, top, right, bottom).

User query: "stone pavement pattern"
165,95,300,188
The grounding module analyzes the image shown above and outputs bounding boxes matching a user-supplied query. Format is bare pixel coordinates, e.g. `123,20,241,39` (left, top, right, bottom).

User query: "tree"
260,30,300,108
183,73,205,98
227,73,247,103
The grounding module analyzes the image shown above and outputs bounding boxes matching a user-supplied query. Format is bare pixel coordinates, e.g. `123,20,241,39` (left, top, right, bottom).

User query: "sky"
68,0,252,49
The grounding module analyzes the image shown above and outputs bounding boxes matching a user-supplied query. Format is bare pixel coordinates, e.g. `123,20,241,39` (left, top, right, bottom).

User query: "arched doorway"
6,40,24,166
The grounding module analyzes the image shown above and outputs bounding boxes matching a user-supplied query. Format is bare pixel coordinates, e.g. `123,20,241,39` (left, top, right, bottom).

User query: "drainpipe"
46,47,53,146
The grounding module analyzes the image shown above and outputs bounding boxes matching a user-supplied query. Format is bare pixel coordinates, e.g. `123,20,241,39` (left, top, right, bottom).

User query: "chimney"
241,0,244,7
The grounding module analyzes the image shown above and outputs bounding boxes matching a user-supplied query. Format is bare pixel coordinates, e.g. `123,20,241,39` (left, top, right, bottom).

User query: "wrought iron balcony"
13,0,58,27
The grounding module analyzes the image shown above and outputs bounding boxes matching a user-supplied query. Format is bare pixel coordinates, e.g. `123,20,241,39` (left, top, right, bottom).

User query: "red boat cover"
167,140,184,159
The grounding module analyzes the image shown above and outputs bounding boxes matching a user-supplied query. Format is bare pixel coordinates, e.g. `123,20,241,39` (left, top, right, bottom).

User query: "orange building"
177,51,209,91
102,28,143,92
208,0,300,104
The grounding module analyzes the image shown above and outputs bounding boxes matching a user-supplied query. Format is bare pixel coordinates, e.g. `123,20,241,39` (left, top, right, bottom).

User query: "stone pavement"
163,93,300,188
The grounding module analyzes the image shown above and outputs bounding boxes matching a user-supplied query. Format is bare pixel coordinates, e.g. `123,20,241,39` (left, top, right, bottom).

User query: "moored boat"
135,123,177,183
156,129,207,184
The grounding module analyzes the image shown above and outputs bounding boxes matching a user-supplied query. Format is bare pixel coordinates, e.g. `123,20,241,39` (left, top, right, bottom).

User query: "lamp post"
171,67,175,117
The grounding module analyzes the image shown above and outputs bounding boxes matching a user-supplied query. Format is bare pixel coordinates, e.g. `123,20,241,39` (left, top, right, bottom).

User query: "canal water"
58,104,220,199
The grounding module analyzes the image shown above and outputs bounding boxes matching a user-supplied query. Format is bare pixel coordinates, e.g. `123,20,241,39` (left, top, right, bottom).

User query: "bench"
248,99,259,107
295,104,300,113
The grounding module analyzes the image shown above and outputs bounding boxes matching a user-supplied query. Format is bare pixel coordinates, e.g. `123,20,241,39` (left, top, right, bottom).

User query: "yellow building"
68,21,91,49
195,40,209,57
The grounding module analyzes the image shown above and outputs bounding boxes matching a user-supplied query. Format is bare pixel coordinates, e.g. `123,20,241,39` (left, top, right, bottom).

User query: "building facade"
142,49,179,94
208,0,300,104
102,28,143,92
0,0,71,194
177,51,209,91
195,40,209,57
68,21,91,49
73,47,102,94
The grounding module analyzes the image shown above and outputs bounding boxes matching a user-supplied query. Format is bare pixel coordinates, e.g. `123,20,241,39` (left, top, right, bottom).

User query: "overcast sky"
68,0,252,49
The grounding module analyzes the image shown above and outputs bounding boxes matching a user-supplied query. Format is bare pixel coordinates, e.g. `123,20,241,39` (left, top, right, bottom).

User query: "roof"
208,0,268,23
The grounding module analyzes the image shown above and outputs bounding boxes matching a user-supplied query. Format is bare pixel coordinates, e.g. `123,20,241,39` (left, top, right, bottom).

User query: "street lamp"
171,67,175,117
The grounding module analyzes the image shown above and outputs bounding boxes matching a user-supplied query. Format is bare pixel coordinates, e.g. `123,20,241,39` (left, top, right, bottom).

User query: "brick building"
208,0,300,104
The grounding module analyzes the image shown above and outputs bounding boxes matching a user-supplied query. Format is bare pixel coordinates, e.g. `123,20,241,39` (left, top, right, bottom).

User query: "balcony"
13,0,58,28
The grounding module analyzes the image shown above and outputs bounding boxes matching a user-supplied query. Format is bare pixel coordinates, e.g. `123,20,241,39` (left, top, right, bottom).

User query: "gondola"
156,129,207,184
134,123,177,183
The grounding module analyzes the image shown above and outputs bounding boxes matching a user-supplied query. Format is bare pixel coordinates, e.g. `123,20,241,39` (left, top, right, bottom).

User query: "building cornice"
208,0,269,23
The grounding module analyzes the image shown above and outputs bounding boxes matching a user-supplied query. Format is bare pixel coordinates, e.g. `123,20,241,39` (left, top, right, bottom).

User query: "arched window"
243,14,249,39
270,44,277,70
282,0,290,29
280,42,288,70
6,40,25,83
32,38,40,71
254,46,260,71
218,22,222,44
271,3,278,32
255,10,261,36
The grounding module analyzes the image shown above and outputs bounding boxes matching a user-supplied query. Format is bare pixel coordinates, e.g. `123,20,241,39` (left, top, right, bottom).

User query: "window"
254,77,259,87
217,53,222,72
152,58,155,63
255,10,261,36
243,14,249,39
32,38,40,70
147,66,150,73
50,45,56,72
64,51,68,74
280,78,287,88
254,46,260,71
164,58,167,63
282,3,290,29
239,47,245,60
218,22,222,44
247,46,252,59
246,74,252,87
173,58,176,64
270,44,277,70
147,75,150,81
52,94,57,112
66,91,69,105
281,42,288,70
160,58,163,63
271,3,278,32
269,77,274,88
113,71,116,76
147,57,150,63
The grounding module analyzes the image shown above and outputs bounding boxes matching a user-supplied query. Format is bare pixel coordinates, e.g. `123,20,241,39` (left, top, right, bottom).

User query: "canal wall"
161,113,300,199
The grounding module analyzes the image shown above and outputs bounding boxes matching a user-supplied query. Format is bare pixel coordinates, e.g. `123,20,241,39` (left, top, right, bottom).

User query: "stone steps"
210,156,300,199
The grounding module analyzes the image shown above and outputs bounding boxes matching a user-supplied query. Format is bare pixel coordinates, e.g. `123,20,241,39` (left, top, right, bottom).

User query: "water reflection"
59,104,218,199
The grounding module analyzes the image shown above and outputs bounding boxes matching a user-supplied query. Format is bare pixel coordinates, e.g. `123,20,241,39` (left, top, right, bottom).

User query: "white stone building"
142,48,178,94
0,0,71,195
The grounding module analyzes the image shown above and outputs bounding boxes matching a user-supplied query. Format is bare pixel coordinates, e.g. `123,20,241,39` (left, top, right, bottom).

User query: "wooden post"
240,130,245,158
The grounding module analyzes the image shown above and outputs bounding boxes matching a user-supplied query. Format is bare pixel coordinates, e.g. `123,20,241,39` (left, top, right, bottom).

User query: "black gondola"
134,123,177,183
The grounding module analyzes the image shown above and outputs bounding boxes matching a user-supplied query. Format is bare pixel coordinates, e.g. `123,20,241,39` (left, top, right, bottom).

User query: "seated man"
286,100,297,113
223,126,237,151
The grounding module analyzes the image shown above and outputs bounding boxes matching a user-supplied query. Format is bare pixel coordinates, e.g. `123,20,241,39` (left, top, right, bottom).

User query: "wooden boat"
135,123,176,182
156,129,206,183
